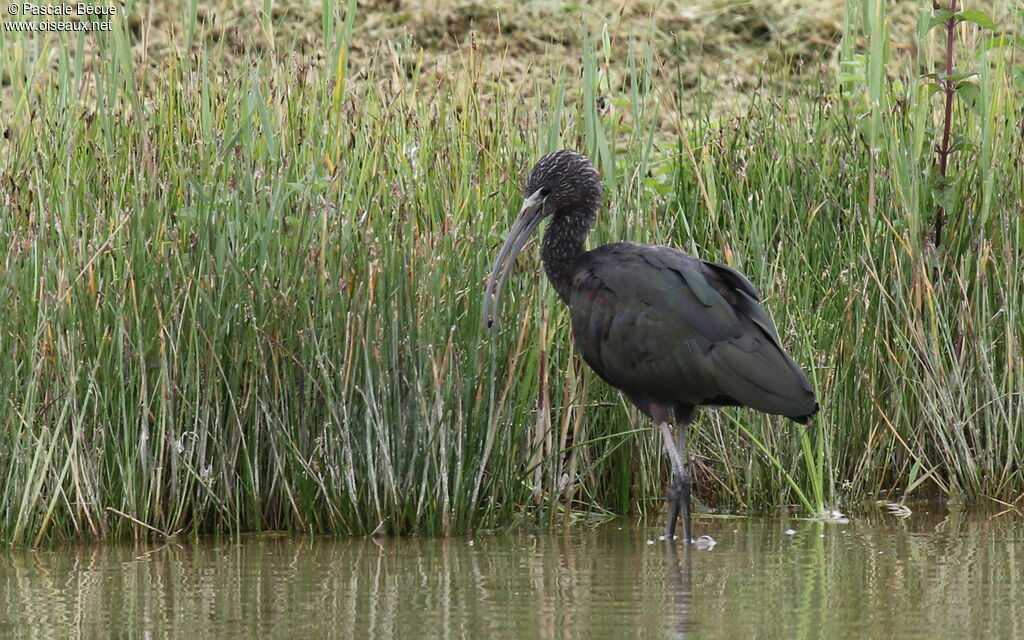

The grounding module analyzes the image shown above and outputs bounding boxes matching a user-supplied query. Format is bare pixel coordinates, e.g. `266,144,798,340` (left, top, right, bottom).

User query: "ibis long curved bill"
483,188,546,333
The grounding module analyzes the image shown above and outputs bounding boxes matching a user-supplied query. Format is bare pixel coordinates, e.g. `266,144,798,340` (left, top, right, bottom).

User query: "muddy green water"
2,509,1022,639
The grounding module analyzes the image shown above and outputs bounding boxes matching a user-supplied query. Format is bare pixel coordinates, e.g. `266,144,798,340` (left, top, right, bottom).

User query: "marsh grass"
1,2,1022,543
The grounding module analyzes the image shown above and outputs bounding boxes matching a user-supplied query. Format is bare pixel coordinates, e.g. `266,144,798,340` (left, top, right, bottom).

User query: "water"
2,509,1022,639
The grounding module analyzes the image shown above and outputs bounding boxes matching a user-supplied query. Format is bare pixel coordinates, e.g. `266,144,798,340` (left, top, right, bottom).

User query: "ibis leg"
654,405,692,541
654,406,695,542
659,422,691,541
667,479,693,542
676,412,693,543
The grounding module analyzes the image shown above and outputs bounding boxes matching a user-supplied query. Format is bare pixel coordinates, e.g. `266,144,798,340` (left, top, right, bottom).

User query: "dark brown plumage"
484,150,818,542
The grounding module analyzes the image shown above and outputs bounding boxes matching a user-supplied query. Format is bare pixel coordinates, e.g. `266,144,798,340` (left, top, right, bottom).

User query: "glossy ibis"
483,150,818,542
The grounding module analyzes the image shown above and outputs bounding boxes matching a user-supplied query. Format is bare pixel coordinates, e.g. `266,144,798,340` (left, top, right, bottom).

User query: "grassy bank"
1,1,1022,544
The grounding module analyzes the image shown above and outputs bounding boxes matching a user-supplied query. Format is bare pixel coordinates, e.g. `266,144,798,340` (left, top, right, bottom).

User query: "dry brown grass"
3,1,955,123
0,2,850,115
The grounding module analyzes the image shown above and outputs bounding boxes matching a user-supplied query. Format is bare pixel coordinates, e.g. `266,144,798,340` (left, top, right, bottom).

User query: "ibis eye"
540,187,551,197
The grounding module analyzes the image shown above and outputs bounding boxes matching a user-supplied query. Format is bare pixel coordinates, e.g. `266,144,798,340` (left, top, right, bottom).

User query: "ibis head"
483,150,603,332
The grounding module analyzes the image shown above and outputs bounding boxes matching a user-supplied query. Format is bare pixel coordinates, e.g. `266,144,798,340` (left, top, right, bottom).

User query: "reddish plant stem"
934,0,959,248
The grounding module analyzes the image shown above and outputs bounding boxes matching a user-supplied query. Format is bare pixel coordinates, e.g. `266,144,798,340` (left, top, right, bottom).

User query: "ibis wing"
568,243,816,419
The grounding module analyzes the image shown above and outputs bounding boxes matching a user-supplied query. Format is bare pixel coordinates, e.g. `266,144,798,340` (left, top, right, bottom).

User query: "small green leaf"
955,9,996,30
921,71,978,84
955,81,981,112
943,71,979,83
950,139,977,154
930,181,957,212
928,9,954,31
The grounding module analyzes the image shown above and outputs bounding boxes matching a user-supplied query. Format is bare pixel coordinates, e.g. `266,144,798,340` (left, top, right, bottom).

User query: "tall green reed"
1,3,1022,545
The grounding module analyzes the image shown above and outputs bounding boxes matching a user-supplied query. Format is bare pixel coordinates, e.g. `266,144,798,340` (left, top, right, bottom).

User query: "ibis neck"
541,210,594,303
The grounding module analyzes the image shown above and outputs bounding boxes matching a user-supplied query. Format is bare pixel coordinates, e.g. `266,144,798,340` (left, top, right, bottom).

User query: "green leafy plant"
923,2,994,248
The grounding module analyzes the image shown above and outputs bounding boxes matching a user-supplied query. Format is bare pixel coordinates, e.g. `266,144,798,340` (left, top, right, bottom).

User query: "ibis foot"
666,474,693,543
